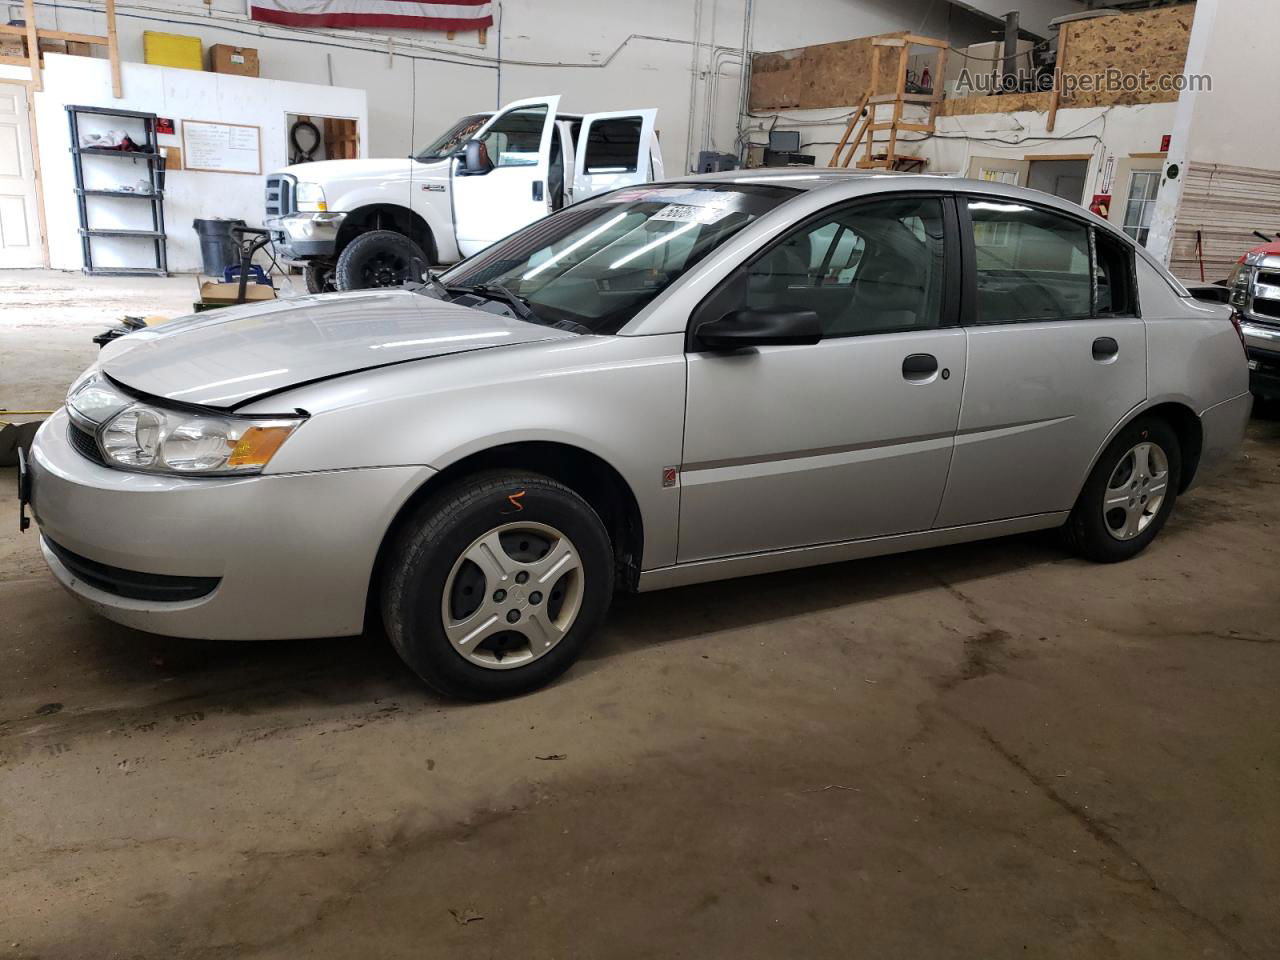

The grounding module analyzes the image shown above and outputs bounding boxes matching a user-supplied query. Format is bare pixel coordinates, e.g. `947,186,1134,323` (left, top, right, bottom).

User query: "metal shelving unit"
67,105,168,276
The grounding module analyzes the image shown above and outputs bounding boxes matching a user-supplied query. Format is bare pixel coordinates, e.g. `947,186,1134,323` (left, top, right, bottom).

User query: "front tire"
1063,416,1181,562
380,471,615,700
302,260,334,294
334,230,428,291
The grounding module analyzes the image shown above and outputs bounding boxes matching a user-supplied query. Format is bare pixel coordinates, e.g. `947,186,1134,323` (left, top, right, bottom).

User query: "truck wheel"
303,261,334,294
334,230,428,291
380,470,614,700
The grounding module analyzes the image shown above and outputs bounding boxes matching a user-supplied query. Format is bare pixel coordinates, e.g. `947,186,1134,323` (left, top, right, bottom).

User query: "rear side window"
1094,228,1137,316
966,199,1091,323
582,117,642,173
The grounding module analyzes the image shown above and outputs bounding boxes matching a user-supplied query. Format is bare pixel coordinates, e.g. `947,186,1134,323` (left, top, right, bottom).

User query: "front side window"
967,198,1091,324
1122,170,1160,246
583,117,642,173
737,196,946,337
439,183,795,334
477,105,548,168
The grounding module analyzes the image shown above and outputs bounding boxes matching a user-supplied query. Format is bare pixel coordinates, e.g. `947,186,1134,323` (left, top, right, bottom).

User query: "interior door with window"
452,96,560,257
571,109,657,201
934,196,1147,527
0,83,42,268
678,195,966,562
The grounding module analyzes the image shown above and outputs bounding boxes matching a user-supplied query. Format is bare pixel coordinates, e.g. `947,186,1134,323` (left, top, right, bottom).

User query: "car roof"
669,167,1129,239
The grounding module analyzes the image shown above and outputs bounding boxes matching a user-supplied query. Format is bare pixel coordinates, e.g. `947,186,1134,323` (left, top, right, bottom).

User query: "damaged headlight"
68,375,304,476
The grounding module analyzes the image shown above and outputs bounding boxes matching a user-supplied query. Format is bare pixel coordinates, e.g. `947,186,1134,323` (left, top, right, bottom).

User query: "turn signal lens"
228,425,298,468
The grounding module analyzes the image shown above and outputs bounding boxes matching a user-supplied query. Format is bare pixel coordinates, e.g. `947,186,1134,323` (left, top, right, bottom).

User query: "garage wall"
31,54,367,273
23,0,1060,178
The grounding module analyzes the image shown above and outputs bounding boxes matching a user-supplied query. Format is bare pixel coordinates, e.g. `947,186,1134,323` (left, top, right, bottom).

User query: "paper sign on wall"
181,119,262,175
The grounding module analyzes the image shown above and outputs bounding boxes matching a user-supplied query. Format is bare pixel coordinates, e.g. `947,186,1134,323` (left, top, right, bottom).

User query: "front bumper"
267,212,346,262
27,408,433,640
1241,320,1280,399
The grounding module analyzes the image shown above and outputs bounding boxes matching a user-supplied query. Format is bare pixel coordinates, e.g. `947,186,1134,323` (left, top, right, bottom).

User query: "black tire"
380,471,615,700
334,230,428,291
1063,416,1182,563
302,260,334,294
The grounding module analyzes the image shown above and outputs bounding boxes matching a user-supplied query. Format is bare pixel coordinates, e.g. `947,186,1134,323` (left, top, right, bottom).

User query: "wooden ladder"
830,34,948,171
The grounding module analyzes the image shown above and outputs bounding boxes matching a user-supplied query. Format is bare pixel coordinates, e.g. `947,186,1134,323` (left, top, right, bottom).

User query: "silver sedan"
22,171,1252,699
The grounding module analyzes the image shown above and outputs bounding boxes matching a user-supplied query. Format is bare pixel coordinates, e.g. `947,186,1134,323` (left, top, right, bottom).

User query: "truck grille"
1230,256,1280,327
265,173,296,218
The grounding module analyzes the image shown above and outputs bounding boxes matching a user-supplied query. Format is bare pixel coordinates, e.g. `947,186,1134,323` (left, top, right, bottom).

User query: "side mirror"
460,139,494,176
696,308,822,350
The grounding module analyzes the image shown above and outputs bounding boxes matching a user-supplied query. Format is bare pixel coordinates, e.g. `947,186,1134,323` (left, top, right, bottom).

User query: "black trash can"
193,218,246,278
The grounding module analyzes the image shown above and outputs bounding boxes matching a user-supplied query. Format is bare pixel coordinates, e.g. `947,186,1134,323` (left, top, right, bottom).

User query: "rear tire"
334,230,428,291
1063,416,1181,563
380,471,614,700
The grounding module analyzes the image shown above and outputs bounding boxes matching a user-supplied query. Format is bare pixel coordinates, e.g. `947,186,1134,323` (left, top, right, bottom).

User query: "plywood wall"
749,33,910,111
756,4,1195,115
1061,3,1195,107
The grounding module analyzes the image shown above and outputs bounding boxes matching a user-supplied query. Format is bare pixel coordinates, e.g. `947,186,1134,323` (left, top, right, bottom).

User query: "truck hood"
98,289,575,410
277,157,422,181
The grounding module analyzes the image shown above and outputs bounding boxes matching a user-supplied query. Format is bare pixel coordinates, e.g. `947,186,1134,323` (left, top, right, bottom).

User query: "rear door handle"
902,353,939,382
532,180,544,202
1092,336,1119,362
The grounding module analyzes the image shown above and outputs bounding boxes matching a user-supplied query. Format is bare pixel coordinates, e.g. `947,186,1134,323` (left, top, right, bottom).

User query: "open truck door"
572,109,659,201
452,95,561,258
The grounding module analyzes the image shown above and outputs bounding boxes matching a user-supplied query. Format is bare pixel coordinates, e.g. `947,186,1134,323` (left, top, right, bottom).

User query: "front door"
571,109,658,201
679,195,965,562
0,83,41,268
935,194,1147,527
452,95,560,258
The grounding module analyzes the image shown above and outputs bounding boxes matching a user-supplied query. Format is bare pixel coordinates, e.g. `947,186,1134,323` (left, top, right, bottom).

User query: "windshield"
437,182,796,334
415,114,488,160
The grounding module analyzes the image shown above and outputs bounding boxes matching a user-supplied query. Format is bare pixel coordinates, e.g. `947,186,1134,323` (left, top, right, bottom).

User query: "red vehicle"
1228,233,1280,399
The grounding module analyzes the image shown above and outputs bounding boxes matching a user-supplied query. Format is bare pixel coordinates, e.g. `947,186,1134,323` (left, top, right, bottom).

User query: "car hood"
99,289,575,409
277,157,415,181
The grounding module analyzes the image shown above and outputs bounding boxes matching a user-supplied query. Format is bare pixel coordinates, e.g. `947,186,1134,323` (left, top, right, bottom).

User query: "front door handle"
902,353,939,382
1092,336,1119,362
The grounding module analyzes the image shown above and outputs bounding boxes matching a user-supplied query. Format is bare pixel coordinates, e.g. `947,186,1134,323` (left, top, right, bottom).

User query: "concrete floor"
1,271,1278,958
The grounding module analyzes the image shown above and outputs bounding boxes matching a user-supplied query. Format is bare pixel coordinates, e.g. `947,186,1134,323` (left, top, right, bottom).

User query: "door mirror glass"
697,308,822,350
461,139,494,176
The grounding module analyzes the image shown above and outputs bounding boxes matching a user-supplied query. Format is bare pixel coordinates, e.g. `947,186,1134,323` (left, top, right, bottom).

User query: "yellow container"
143,31,203,71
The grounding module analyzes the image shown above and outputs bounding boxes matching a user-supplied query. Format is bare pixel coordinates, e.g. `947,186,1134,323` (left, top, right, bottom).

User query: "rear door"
452,96,560,257
571,109,658,201
934,195,1147,527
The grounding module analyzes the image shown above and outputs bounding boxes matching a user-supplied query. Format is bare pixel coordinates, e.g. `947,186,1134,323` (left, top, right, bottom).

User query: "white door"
452,95,560,258
571,109,658,201
0,83,42,268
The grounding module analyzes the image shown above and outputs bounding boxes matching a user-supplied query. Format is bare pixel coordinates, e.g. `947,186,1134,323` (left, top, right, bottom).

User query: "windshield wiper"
449,282,545,327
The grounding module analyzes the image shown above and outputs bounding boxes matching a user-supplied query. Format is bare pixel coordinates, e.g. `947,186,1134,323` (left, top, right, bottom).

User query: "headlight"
68,375,303,476
98,404,303,475
295,182,327,212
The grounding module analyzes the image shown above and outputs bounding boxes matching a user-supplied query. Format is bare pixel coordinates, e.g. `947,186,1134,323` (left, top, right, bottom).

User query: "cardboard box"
144,31,202,71
198,280,276,305
66,40,100,58
0,37,24,59
209,44,259,77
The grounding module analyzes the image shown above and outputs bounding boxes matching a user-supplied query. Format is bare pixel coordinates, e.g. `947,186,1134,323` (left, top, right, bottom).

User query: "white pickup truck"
264,95,662,291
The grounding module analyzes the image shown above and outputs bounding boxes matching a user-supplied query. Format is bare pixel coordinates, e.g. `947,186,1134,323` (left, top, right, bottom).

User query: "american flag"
250,0,493,30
